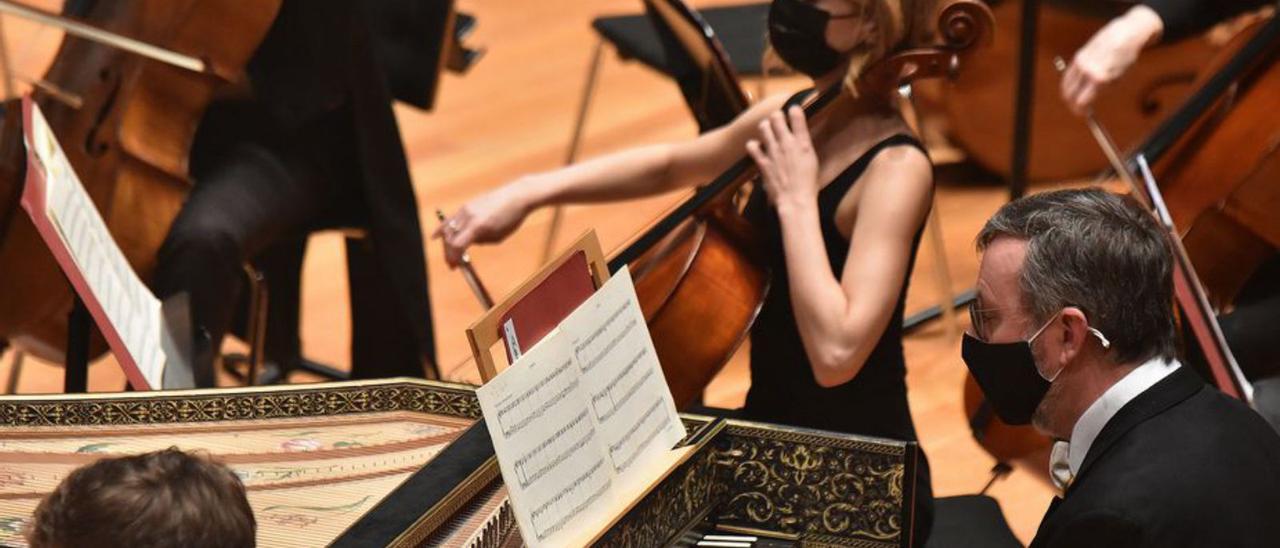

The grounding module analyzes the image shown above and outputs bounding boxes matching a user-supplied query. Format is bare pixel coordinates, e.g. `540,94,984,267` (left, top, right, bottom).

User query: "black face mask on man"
961,312,1112,425
768,0,860,78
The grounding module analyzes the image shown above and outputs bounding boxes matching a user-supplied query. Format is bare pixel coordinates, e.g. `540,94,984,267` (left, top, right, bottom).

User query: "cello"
0,0,280,363
611,0,996,408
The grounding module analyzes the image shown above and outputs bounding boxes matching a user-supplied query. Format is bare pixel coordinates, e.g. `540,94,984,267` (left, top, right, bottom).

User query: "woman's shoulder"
841,127,930,180
867,134,929,170
860,135,933,197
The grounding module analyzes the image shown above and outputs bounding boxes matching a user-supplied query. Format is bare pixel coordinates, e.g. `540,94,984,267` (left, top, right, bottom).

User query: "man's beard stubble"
1032,378,1069,439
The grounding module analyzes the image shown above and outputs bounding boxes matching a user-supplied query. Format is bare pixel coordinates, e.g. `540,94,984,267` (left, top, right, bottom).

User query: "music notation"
592,348,654,423
495,357,576,438
574,299,637,374
24,99,167,388
559,268,682,473
529,456,610,541
513,408,592,488
609,397,670,473
477,268,685,547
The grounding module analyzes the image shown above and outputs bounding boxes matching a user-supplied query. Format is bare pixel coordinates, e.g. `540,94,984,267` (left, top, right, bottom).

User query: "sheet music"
560,267,684,474
477,331,613,546
26,102,166,388
476,267,685,546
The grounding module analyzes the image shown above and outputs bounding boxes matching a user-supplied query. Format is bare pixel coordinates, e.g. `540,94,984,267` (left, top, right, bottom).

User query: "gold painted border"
722,418,907,457
0,378,490,546
383,457,503,547
0,378,483,428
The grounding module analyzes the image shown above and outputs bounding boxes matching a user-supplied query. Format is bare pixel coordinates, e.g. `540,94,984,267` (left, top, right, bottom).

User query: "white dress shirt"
1049,356,1181,492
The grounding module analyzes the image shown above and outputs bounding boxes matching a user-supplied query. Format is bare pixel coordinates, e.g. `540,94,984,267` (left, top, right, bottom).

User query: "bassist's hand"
1062,5,1164,115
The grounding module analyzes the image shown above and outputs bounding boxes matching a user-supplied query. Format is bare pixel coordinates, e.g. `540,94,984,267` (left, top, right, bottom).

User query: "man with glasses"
962,188,1280,547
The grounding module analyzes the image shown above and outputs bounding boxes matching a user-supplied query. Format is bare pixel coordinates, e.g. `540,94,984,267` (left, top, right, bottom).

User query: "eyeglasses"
969,299,1113,349
968,298,998,342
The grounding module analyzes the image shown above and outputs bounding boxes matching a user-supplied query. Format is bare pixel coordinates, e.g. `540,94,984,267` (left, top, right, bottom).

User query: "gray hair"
976,188,1175,364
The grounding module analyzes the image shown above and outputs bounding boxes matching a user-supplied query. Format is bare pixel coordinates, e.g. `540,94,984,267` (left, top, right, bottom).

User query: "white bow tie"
1050,440,1073,494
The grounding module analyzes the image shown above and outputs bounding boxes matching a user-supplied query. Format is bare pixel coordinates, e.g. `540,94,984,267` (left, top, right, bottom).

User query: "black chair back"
643,0,753,131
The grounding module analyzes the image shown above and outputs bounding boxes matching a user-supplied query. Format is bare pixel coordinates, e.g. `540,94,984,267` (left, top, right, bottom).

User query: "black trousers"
153,102,427,386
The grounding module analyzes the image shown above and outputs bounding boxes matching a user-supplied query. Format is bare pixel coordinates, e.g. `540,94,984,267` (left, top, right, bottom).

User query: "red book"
498,250,596,362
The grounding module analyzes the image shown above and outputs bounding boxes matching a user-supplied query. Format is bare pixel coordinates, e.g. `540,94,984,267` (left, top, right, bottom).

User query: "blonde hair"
763,0,935,97
844,0,916,96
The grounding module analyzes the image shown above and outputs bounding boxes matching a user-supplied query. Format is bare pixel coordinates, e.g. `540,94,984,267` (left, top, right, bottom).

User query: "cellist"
441,0,939,542
151,0,438,386
1061,0,1280,417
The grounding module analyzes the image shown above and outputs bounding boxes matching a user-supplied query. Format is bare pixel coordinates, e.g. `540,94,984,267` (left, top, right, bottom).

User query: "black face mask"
768,0,848,78
961,313,1112,425
961,332,1052,425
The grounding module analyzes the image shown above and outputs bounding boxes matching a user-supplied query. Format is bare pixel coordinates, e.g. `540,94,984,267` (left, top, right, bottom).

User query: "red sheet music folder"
498,250,596,362
19,96,157,390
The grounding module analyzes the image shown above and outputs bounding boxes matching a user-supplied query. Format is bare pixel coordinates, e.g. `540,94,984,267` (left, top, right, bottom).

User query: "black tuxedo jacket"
1030,365,1280,548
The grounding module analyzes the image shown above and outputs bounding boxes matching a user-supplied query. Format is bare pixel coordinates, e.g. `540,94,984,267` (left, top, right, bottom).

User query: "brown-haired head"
27,447,255,548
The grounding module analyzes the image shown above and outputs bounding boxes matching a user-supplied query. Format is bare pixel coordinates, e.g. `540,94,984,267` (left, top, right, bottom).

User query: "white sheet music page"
477,330,613,547
476,266,686,546
26,101,167,388
559,266,684,477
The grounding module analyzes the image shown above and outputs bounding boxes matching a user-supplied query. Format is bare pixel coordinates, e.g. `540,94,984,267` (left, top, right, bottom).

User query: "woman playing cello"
440,0,938,540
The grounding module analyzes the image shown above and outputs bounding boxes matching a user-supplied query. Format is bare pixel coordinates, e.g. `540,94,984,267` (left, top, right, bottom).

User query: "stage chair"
222,228,369,386
580,1,765,134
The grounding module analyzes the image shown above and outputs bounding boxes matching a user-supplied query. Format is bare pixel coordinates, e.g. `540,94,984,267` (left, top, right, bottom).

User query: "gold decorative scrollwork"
596,447,719,547
711,423,914,547
0,380,482,427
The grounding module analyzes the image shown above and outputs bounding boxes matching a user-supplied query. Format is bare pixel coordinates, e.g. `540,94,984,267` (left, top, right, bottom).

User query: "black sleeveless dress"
740,126,935,543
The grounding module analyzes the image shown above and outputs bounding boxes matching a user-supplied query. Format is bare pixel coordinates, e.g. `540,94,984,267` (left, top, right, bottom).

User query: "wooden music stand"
465,230,609,382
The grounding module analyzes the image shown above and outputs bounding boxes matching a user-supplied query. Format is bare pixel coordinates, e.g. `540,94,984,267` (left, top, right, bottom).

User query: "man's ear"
1057,307,1091,364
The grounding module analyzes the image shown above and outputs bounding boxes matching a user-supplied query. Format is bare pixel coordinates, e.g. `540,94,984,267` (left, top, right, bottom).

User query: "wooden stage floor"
0,1,1088,542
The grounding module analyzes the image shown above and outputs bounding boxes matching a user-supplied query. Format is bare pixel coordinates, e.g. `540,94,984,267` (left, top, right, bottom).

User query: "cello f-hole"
1137,72,1199,116
83,68,119,157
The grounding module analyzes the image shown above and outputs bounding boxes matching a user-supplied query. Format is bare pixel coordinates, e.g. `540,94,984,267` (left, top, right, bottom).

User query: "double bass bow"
1067,53,1251,401
609,0,995,408
0,0,281,363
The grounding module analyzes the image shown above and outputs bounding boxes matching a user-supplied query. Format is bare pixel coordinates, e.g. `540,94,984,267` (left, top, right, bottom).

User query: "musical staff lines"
495,357,576,438
476,268,685,547
575,299,636,374
608,398,668,473
591,348,654,423
512,409,592,489
28,102,166,387
529,457,610,541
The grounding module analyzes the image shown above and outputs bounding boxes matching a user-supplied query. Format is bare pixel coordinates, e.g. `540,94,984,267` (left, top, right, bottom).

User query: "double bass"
927,0,1251,182
613,0,996,408
0,0,280,363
